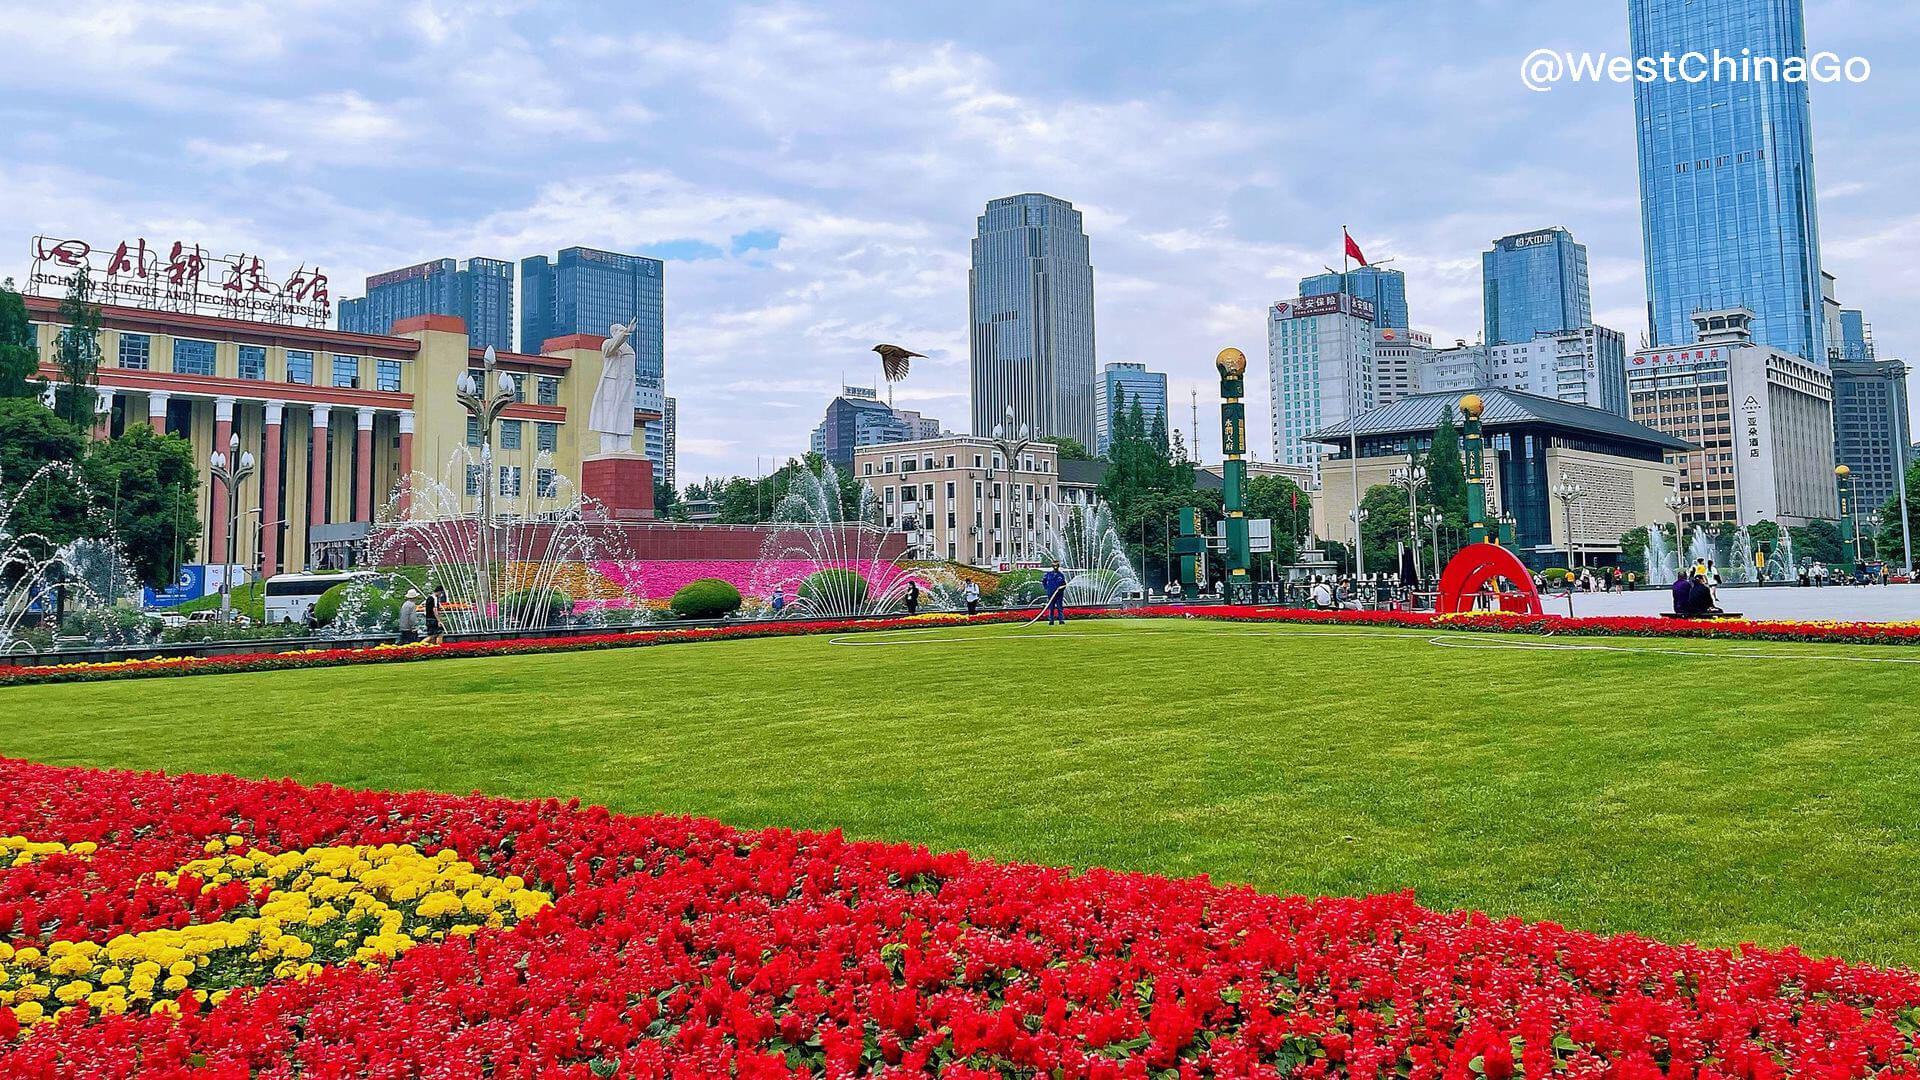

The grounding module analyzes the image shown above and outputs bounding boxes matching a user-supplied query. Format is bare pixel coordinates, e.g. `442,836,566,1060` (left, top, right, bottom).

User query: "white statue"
588,319,639,454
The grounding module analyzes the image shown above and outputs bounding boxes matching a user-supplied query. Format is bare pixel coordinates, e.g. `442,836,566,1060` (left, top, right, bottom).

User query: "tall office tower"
338,257,514,353
1630,0,1825,364
521,247,667,473
1299,266,1409,331
1268,292,1376,478
1096,362,1169,456
1482,227,1591,346
1371,327,1433,406
968,194,1097,448
809,386,945,467
1832,358,1910,516
1487,325,1629,416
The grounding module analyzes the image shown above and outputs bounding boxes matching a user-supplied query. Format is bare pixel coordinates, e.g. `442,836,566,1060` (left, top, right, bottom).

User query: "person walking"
1041,562,1068,625
904,580,920,616
396,589,420,645
963,580,980,616
424,585,447,645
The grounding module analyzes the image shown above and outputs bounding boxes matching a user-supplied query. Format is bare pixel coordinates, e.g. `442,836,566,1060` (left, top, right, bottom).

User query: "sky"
3,0,1916,483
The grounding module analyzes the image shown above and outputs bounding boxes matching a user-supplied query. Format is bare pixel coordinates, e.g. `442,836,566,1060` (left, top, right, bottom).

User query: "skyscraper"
1630,0,1825,363
968,193,1097,447
1096,363,1169,457
1299,266,1409,331
1268,292,1375,477
338,257,514,353
1832,358,1910,517
809,386,944,467
1481,228,1590,346
520,247,667,474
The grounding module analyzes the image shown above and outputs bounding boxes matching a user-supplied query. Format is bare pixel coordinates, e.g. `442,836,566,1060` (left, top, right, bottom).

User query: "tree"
0,399,90,572
1246,473,1311,567
83,426,202,586
1788,519,1845,566
52,268,104,431
1423,403,1468,520
0,278,43,401
1875,462,1919,563
1357,484,1412,577
1041,436,1091,462
1619,525,1653,570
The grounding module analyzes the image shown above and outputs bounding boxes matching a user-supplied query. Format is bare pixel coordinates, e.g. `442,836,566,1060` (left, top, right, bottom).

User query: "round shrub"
996,569,1045,604
797,569,868,613
1543,567,1573,585
670,578,742,620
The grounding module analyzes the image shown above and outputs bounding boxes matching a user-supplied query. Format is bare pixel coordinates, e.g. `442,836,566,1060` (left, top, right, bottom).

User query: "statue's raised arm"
603,319,637,357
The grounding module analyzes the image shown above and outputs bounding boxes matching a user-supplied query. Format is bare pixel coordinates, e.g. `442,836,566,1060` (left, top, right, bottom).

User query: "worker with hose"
1042,562,1069,626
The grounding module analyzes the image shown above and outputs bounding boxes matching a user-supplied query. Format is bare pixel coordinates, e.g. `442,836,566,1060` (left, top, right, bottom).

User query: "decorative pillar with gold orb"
1460,394,1489,545
1836,464,1857,576
1216,348,1252,601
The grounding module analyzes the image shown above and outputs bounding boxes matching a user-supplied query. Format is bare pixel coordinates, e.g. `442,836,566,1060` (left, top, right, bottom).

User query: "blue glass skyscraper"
1096,363,1169,457
1481,227,1591,345
1299,267,1408,330
1630,0,1825,363
338,257,514,352
969,194,1097,447
520,247,667,471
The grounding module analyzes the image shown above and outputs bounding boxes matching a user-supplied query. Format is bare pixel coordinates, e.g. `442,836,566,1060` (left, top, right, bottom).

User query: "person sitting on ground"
1685,572,1722,617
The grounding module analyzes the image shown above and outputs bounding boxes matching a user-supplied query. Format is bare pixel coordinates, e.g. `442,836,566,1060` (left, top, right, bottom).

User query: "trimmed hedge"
797,569,868,611
502,588,574,624
670,578,743,620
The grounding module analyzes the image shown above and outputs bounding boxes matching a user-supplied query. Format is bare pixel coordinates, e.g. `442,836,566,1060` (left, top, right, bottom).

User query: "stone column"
146,391,169,431
93,388,114,440
262,401,284,578
396,410,416,518
355,407,375,523
211,397,235,572
309,406,330,533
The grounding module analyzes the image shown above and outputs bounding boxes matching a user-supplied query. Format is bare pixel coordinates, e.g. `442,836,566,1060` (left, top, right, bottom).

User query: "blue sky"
3,1,1914,482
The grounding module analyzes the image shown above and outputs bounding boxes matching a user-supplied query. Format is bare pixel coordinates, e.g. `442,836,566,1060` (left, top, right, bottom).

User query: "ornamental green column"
1216,348,1252,602
1175,507,1202,595
1837,464,1857,576
1460,393,1489,546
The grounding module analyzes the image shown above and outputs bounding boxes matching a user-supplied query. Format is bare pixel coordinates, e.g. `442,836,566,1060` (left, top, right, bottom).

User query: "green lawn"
7,619,1920,966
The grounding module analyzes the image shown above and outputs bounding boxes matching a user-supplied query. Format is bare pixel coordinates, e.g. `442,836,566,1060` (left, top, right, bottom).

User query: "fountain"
1687,525,1716,573
367,447,655,635
1644,524,1678,584
1728,527,1757,584
748,462,960,618
1039,500,1144,605
1775,530,1797,581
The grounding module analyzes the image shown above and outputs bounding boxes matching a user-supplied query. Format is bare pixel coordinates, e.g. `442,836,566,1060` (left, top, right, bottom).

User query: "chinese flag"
1344,229,1369,267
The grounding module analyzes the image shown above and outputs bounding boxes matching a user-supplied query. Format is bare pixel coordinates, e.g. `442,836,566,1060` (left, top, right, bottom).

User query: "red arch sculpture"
1435,542,1543,616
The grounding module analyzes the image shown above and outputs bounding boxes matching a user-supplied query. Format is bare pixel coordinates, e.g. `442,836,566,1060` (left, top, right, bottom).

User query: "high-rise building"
809,386,945,467
1096,362,1168,456
1371,327,1432,405
968,193,1097,448
1837,309,1872,361
1481,228,1591,346
1630,0,1825,364
1487,326,1629,417
1832,359,1911,516
1268,292,1375,477
662,396,678,492
520,247,667,475
338,258,514,353
1416,341,1492,396
1627,308,1837,527
1299,266,1409,331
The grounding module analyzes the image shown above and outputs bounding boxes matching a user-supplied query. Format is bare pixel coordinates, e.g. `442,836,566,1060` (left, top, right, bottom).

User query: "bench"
1658,611,1744,620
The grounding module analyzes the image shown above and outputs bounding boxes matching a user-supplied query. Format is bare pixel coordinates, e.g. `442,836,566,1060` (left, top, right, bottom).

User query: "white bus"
263,572,375,625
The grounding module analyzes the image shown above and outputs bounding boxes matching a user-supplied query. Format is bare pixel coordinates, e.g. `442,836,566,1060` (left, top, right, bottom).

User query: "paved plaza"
1545,582,1920,622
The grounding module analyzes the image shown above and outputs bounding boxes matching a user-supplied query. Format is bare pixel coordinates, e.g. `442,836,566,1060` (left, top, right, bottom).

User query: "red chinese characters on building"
281,264,329,306
33,238,91,267
221,255,273,296
105,239,152,278
165,242,209,288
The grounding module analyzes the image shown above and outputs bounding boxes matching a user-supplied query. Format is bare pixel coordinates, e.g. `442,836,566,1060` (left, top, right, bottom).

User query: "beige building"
852,436,1064,568
28,302,644,576
1308,388,1689,569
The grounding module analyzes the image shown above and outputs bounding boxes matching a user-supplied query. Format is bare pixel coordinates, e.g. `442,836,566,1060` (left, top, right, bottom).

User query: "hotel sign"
28,235,331,327
1631,346,1726,368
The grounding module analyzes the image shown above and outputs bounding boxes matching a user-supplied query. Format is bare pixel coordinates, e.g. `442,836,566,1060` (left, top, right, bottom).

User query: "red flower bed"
3,761,1919,1078
3,606,1916,689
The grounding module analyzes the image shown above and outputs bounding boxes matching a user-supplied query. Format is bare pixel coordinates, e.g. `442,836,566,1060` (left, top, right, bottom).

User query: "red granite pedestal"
581,453,656,521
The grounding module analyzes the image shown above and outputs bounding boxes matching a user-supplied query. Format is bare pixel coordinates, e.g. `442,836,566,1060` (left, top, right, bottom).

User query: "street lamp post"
456,346,519,626
1551,473,1587,574
1350,506,1369,580
1390,457,1428,584
1421,508,1442,589
1836,464,1857,577
207,434,256,621
989,406,1035,571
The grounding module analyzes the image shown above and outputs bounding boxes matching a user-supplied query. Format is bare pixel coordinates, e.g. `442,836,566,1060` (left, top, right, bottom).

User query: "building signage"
28,235,331,327
1507,231,1556,250
1278,294,1375,321
1742,395,1762,458
1631,346,1726,368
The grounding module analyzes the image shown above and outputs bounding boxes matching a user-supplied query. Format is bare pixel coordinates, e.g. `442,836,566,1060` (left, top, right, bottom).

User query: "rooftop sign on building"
27,235,331,327
1275,293,1374,322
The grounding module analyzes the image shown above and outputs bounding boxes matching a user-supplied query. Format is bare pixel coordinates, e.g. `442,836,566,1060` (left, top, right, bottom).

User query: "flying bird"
872,344,925,383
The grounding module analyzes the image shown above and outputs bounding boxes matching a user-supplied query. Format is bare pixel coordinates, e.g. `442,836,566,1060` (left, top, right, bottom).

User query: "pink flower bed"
593,560,923,602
